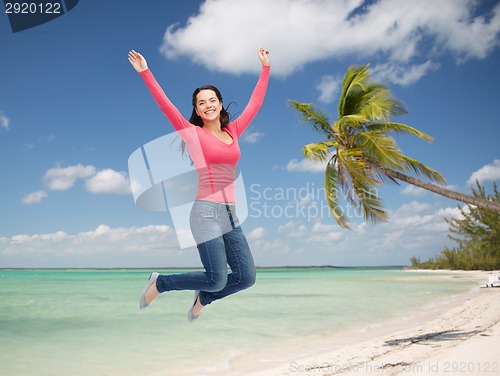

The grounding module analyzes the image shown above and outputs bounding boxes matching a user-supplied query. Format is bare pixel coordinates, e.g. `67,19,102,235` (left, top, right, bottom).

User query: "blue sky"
1,0,499,268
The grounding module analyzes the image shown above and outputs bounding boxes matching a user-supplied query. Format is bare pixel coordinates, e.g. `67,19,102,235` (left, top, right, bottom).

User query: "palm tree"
289,65,500,229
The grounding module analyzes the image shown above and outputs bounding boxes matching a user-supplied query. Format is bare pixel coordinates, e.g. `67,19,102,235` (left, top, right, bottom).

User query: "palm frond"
336,115,369,139
324,160,350,229
354,131,403,170
336,148,388,224
337,149,381,198
398,155,447,184
352,179,389,224
339,65,407,122
302,141,336,162
359,86,407,121
364,152,446,185
366,122,433,142
337,148,380,186
288,100,333,138
336,155,351,193
338,114,370,125
338,65,370,118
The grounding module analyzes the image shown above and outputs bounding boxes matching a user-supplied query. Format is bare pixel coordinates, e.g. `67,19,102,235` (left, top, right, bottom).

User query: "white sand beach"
225,270,500,376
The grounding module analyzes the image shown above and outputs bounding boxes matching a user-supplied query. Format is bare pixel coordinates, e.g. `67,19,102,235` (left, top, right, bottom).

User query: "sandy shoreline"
225,270,500,376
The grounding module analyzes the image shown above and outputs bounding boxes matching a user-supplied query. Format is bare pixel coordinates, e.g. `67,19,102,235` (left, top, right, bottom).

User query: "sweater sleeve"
229,65,270,137
139,69,192,132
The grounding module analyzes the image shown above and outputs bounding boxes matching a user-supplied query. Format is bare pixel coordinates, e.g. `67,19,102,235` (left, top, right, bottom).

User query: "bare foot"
192,295,204,317
145,281,159,305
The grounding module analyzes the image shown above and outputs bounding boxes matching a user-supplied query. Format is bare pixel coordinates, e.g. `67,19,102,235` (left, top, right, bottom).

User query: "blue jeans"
155,200,256,306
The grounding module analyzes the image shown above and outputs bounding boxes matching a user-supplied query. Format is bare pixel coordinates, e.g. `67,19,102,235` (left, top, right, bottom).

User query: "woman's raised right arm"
128,50,191,131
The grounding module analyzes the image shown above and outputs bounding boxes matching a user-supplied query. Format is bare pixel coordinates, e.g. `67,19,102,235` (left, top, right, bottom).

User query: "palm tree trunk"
369,163,500,213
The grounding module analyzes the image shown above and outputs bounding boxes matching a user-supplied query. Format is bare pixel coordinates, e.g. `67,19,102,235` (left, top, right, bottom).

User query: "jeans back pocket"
198,209,217,220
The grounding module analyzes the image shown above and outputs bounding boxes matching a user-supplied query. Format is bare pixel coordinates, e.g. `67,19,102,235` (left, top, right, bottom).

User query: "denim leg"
156,235,228,293
200,226,256,306
156,201,256,305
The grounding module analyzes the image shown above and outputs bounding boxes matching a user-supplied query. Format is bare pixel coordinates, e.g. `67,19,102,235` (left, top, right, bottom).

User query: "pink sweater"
140,65,270,203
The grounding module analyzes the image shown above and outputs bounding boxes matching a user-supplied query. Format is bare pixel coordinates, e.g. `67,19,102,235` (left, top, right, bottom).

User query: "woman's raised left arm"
230,48,271,136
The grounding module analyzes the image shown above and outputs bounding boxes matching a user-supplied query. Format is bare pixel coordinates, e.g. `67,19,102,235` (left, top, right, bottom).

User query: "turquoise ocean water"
0,268,475,376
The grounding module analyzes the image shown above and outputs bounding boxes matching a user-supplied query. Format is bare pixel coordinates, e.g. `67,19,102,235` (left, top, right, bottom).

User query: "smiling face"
195,89,223,125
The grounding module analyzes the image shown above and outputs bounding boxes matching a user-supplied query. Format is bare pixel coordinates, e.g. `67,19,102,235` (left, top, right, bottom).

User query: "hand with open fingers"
128,50,148,73
258,47,270,67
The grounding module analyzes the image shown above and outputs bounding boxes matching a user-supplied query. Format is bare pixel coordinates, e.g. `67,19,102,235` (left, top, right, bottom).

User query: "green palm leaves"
290,64,446,229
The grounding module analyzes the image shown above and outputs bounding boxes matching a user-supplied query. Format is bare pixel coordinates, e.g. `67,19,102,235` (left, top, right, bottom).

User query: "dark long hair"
189,85,230,128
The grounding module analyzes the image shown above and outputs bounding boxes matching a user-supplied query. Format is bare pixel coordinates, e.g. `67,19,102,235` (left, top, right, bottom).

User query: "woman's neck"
202,121,222,133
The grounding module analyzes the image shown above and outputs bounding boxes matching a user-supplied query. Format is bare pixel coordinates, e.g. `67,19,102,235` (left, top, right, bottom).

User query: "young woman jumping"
128,48,270,322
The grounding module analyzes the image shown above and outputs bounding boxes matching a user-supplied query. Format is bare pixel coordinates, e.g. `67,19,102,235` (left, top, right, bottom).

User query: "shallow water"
0,268,475,376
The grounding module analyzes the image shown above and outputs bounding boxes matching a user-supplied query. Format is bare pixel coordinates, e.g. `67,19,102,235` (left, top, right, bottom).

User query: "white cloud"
312,222,339,233
244,196,465,266
251,237,291,259
401,185,427,197
467,159,500,185
242,131,264,144
286,158,326,173
437,206,465,220
371,61,441,86
247,227,265,240
379,201,462,235
43,164,96,191
304,217,345,246
316,75,342,103
160,0,500,81
22,190,48,204
21,164,135,205
1,224,174,257
304,229,343,245
277,221,308,238
29,164,133,203
2,200,466,267
0,111,10,131
85,169,132,195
